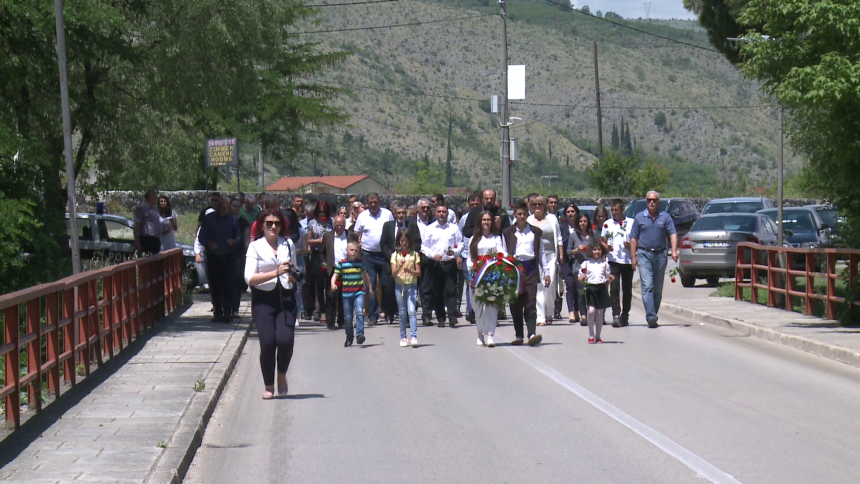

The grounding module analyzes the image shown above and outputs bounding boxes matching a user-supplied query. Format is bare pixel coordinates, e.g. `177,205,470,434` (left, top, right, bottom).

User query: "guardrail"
735,243,860,319
0,248,183,429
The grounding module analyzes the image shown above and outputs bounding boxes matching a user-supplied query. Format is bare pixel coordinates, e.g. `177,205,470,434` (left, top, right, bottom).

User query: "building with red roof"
265,175,388,194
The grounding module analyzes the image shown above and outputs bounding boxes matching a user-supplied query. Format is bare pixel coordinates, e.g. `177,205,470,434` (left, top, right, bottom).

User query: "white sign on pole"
508,65,525,100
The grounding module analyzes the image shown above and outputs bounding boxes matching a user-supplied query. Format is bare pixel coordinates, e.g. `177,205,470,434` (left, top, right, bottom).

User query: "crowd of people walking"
133,187,678,399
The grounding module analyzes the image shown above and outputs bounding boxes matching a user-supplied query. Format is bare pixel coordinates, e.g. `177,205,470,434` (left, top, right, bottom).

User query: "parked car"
66,213,201,286
805,204,843,238
756,207,831,249
678,213,780,287
701,197,774,215
624,197,700,236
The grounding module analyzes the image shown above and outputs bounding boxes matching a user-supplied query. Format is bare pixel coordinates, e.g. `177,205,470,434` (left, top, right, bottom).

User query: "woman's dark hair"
252,209,289,239
158,196,172,217
574,213,592,238
470,211,500,262
396,229,415,253
315,200,331,219
564,203,579,224
586,238,605,257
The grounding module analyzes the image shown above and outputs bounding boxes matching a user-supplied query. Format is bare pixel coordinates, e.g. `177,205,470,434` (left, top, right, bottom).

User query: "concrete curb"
632,292,860,370
144,314,251,484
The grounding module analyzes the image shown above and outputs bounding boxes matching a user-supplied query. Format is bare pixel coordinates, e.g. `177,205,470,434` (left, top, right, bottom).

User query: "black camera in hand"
288,265,305,283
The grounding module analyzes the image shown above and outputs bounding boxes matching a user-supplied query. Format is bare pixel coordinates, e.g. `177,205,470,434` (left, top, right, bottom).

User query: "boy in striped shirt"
331,241,374,347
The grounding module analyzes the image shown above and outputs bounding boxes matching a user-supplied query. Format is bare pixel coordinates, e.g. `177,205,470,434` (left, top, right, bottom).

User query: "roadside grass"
715,274,859,324
175,212,199,246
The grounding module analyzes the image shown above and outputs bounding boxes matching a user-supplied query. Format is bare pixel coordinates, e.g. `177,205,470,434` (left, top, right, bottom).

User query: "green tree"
623,120,633,155
631,161,670,196
586,150,638,195
654,112,667,128
396,158,445,194
1,0,347,287
610,123,620,150
737,0,860,245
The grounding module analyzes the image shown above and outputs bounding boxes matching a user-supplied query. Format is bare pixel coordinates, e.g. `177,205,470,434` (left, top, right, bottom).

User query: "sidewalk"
0,295,250,484
633,285,860,369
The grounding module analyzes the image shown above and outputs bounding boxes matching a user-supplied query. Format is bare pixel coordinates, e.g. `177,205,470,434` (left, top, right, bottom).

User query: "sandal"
262,387,275,400
277,375,288,396
537,321,546,326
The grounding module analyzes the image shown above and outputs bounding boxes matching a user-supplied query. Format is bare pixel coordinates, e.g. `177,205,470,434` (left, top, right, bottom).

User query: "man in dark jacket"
461,189,511,238
199,196,240,322
321,215,349,329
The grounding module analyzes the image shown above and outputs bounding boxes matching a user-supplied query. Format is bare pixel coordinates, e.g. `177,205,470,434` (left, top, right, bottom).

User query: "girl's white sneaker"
400,338,409,347
410,337,418,347
486,335,495,347
476,337,485,346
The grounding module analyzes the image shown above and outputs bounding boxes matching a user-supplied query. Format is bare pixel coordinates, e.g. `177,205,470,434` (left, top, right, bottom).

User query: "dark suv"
624,198,700,237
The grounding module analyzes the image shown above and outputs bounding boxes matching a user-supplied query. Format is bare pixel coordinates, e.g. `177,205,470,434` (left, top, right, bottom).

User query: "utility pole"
593,41,603,160
777,107,784,248
54,0,80,274
541,174,558,188
500,0,512,209
258,143,264,188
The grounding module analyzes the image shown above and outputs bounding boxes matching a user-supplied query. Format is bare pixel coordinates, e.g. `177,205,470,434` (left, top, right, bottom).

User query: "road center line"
499,340,743,484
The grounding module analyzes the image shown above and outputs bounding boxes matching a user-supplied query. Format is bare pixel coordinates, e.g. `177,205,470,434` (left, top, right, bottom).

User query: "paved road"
185,301,860,484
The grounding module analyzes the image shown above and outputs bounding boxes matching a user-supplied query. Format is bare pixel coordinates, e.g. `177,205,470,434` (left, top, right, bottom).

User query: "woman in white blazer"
245,209,299,400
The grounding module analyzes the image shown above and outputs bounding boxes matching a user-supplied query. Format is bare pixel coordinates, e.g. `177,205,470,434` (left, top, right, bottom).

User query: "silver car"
701,197,775,215
678,213,780,287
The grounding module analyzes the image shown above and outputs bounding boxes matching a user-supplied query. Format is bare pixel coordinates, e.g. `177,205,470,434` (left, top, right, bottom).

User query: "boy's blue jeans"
395,283,418,339
343,294,365,340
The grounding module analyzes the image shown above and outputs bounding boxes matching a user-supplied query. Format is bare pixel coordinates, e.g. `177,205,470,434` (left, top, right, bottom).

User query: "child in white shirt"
578,241,615,343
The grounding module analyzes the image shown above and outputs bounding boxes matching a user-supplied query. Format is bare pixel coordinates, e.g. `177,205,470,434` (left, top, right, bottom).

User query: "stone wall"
85,190,822,216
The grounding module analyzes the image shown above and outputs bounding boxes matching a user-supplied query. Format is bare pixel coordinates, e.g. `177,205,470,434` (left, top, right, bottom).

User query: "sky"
570,0,697,20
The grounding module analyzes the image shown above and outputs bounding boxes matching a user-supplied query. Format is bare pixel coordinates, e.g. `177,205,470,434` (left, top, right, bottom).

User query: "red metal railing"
0,248,183,429
735,243,860,319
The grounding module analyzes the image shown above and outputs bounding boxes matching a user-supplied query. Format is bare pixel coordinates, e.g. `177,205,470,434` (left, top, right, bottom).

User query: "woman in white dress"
157,196,178,251
468,212,507,347
528,196,563,325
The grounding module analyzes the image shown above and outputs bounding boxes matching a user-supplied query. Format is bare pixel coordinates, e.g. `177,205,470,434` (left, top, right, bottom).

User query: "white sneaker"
295,320,300,328
400,338,409,347
476,337,485,346
410,337,418,347
486,335,495,347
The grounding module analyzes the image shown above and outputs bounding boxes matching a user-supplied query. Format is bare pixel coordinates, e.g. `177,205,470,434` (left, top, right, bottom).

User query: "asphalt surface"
185,299,860,484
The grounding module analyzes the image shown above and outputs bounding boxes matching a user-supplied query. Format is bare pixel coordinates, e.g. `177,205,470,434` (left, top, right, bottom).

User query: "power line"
512,101,774,110
543,0,720,53
293,12,495,34
305,0,398,6
313,78,772,110
311,79,485,102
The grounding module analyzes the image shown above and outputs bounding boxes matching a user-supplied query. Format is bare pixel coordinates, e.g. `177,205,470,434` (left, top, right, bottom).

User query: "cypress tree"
611,123,620,150
445,116,454,187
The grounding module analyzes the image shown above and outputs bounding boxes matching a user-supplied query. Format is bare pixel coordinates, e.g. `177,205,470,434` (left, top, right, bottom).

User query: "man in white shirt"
607,199,635,327
502,201,549,346
421,205,463,327
353,192,394,325
431,193,458,225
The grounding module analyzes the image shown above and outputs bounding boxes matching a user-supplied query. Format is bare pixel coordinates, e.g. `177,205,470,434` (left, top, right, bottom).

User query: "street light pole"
777,106,784,248
54,0,81,274
499,0,511,209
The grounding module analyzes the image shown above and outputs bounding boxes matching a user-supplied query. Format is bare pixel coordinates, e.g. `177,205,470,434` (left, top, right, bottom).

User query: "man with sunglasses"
630,191,679,328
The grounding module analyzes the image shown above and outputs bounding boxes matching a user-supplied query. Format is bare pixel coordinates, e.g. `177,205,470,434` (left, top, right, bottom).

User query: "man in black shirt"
461,189,511,238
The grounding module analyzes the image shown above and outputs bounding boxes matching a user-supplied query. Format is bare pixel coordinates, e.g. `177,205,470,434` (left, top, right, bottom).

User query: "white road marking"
500,340,743,484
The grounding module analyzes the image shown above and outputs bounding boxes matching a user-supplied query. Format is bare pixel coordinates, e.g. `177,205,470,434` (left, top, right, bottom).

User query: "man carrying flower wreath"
501,201,550,346
605,199,635,327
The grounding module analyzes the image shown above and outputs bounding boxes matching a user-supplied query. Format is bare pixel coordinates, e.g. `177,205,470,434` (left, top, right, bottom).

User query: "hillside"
275,0,801,195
